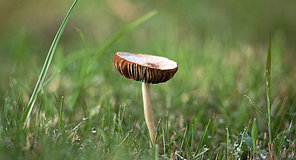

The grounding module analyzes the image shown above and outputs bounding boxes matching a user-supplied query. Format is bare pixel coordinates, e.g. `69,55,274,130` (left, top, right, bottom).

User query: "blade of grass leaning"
266,33,273,159
195,119,211,155
20,0,79,128
42,70,61,88
180,126,187,153
245,95,268,123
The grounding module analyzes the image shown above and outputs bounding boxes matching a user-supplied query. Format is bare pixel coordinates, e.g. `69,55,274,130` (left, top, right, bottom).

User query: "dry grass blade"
245,95,268,123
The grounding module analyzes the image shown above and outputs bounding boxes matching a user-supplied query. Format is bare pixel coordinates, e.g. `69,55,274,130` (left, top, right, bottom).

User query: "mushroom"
113,52,178,145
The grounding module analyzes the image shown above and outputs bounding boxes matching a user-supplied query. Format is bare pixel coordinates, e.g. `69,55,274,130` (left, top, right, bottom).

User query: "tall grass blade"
266,33,273,159
20,0,79,128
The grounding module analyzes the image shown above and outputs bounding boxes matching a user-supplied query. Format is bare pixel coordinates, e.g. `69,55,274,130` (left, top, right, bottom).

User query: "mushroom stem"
142,82,155,145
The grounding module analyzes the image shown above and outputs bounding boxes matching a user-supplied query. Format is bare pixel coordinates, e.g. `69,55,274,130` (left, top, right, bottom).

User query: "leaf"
20,0,79,128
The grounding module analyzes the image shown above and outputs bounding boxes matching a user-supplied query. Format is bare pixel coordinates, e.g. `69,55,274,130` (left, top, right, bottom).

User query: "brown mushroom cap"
113,52,178,84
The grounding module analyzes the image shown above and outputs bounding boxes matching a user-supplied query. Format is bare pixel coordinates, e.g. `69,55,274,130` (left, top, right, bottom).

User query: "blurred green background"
1,0,295,111
1,0,296,84
1,1,296,67
0,0,295,159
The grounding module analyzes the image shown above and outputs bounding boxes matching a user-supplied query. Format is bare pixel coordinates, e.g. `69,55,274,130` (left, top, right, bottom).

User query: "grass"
266,33,273,159
20,0,79,129
1,0,296,159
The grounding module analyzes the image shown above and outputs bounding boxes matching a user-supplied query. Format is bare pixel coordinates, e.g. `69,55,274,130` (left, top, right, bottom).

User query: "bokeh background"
1,0,295,111
0,0,295,158
1,0,296,83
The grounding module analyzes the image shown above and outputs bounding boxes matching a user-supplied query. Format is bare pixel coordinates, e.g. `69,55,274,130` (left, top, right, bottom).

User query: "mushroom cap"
113,52,178,84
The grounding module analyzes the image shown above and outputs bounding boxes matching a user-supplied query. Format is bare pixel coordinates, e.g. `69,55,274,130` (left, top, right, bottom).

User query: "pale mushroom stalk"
142,82,155,145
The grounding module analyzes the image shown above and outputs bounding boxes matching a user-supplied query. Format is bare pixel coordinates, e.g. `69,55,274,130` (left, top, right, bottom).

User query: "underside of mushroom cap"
113,52,178,84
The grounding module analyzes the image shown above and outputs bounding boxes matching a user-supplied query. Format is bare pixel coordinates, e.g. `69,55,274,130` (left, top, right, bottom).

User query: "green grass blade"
252,118,258,156
237,128,247,152
226,127,230,159
58,96,64,131
180,126,187,153
266,32,273,158
155,144,159,160
42,70,61,88
245,95,268,123
20,0,79,128
162,123,166,155
195,119,211,155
